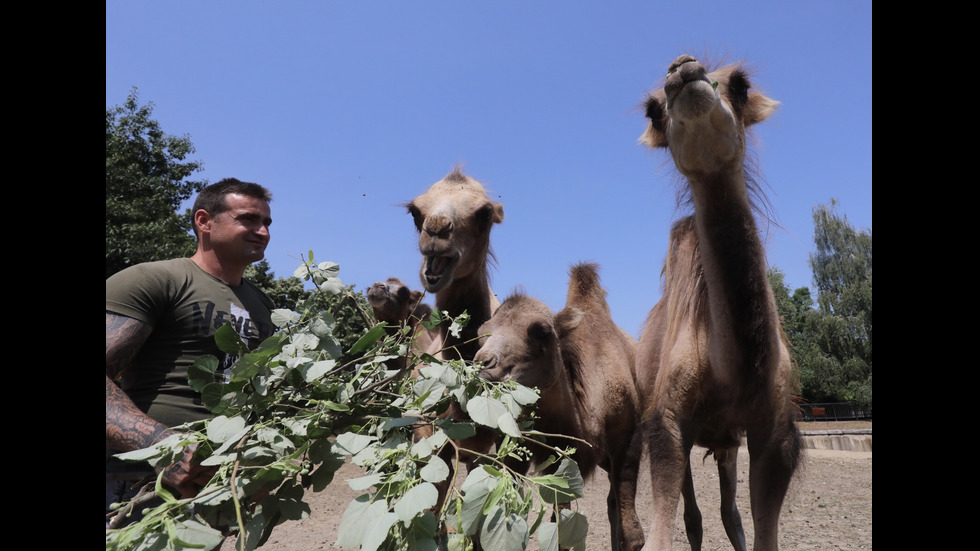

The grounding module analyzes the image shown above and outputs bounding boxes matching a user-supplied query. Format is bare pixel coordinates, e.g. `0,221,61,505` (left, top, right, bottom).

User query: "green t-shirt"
106,258,275,427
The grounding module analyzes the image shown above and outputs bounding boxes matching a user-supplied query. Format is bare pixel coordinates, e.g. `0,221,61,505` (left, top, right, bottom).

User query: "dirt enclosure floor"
221,421,871,551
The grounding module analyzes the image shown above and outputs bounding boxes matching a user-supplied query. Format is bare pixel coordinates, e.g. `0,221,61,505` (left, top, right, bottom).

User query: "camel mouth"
421,252,459,293
666,76,719,119
366,285,389,307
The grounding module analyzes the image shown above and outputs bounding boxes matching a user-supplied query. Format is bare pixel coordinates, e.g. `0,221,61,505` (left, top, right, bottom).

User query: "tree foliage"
769,199,872,409
106,88,207,278
806,200,872,408
106,256,588,551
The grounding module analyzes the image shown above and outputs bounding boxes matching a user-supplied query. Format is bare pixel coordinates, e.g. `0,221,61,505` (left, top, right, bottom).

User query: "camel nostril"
475,354,496,370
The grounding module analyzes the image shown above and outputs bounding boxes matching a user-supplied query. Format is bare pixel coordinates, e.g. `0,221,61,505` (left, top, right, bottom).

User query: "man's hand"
159,441,218,499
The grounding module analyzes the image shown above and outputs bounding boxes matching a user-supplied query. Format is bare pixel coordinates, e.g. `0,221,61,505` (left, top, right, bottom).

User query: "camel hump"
565,262,610,313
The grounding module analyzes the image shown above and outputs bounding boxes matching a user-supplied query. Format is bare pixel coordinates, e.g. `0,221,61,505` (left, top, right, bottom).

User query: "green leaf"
496,410,521,438
459,466,497,535
382,416,421,430
480,506,529,551
557,509,589,549
350,323,389,355
509,384,540,406
206,415,248,443
214,322,247,355
439,420,477,440
419,455,449,483
270,308,300,328
333,432,376,455
466,395,507,428
319,278,345,295
538,521,559,551
335,494,390,548
172,518,225,550
317,261,340,278
347,473,384,491
394,482,438,523
187,355,219,392
300,360,335,382
537,459,584,505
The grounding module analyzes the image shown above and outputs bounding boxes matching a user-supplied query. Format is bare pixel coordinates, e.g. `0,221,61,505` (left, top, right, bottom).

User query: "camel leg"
680,459,702,551
607,428,645,551
747,423,803,551
641,412,688,551
715,447,746,551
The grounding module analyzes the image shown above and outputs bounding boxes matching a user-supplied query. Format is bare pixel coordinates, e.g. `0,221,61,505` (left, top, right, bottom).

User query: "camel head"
367,277,424,324
406,168,504,294
640,54,779,179
473,293,583,391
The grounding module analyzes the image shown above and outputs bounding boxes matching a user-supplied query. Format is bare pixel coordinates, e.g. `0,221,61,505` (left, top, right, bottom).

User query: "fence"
797,402,871,422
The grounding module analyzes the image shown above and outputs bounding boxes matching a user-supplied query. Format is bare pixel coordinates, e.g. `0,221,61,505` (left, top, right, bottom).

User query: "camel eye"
527,321,552,344
396,286,410,302
407,204,424,231
475,203,495,230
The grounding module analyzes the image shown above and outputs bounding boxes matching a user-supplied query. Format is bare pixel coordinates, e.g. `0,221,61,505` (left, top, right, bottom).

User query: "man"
106,178,275,524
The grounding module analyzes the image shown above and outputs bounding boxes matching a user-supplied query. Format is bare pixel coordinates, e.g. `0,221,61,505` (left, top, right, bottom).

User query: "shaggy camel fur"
474,263,644,551
636,55,803,551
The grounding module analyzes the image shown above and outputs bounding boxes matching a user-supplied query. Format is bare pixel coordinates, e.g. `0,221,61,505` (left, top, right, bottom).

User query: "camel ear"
409,290,424,308
554,307,584,339
491,202,504,224
744,93,779,127
639,93,670,149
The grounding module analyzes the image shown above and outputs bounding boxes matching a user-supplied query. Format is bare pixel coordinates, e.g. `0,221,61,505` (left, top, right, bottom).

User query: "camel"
473,263,644,551
406,166,504,362
366,277,436,370
635,55,803,551
405,167,505,520
367,277,431,326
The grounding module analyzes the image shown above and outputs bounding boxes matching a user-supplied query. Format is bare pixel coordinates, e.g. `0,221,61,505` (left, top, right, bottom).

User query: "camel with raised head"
636,55,803,551
406,167,504,362
366,277,436,370
406,167,505,517
474,263,644,551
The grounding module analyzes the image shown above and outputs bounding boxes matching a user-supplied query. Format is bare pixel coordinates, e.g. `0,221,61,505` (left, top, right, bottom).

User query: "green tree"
768,268,820,401
106,88,207,278
806,199,872,408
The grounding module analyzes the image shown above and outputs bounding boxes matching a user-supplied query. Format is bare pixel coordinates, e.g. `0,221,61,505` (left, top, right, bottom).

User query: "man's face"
208,193,272,265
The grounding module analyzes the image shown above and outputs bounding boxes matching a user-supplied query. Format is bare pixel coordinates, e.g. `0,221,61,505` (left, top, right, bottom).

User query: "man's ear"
193,209,212,235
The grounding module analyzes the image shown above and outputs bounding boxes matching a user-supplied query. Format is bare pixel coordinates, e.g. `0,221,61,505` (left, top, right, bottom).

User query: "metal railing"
797,402,871,421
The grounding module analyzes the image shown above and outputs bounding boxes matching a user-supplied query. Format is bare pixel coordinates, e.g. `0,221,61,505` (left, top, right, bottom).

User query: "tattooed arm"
106,312,214,498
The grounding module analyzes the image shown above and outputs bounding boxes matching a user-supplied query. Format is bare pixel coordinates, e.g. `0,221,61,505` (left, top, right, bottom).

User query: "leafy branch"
106,253,589,551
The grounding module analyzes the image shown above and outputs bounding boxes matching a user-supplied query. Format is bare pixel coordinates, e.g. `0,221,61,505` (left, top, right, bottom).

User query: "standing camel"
406,167,505,515
406,166,504,362
636,55,803,551
474,263,644,551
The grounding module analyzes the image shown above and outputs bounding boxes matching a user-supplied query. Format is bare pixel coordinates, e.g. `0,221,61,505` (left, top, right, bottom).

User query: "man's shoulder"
109,258,196,281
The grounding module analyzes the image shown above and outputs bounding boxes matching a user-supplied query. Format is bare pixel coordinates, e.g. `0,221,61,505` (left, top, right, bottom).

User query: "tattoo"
106,313,169,452
106,313,152,379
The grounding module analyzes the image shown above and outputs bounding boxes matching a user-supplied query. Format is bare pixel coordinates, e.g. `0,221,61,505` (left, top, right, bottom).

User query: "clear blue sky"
106,1,872,339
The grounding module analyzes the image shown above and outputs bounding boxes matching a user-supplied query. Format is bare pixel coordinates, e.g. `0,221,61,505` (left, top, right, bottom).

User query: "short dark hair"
191,178,272,236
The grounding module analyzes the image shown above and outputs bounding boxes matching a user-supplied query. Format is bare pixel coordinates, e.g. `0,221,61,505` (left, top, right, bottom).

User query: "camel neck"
690,174,779,379
434,272,493,360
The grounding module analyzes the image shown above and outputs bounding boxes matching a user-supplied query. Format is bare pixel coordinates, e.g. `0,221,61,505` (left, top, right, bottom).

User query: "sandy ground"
221,421,871,550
